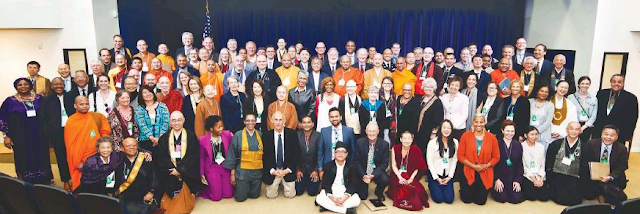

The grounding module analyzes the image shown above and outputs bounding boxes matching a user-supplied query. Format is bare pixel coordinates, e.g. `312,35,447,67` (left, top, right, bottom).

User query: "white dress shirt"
62,77,72,92
270,129,291,174
58,95,68,127
441,92,469,129
331,161,347,196
312,71,321,91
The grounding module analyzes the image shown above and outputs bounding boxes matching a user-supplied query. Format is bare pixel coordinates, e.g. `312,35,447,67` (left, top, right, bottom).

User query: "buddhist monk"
64,95,111,190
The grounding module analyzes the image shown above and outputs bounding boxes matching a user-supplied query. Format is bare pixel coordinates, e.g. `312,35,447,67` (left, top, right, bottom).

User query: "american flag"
202,0,211,38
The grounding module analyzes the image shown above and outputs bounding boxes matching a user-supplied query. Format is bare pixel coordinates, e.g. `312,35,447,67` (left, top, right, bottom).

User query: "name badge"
256,113,262,123
26,109,36,117
338,79,345,86
385,108,392,118
116,82,122,88
529,161,539,174
523,84,530,92
506,158,513,166
370,111,376,122
215,152,225,165
142,63,149,72
531,114,539,126
579,110,588,122
506,112,514,121
105,171,115,188
350,107,356,115
90,130,96,138
399,165,407,173
283,77,291,86
171,151,181,159
562,157,572,166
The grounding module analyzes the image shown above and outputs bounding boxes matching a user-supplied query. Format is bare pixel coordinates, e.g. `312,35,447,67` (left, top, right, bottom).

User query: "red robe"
159,90,184,113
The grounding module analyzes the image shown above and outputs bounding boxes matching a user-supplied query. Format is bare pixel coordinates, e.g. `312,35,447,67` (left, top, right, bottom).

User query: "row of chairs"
560,199,640,214
0,176,130,214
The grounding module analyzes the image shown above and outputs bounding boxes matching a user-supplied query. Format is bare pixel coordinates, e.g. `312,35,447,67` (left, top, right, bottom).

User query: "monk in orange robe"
333,55,363,97
64,96,111,190
391,57,417,95
267,86,298,130
148,58,174,86
200,59,224,100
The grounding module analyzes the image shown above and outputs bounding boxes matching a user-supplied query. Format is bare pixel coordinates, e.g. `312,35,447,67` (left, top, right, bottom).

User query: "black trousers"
356,173,389,200
459,172,489,205
578,122,592,142
51,130,71,182
522,179,551,201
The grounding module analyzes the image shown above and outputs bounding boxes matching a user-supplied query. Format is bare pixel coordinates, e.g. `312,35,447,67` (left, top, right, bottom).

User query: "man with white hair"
353,122,389,200
262,111,301,198
227,38,239,61
321,47,340,75
88,60,103,92
352,48,372,73
453,47,472,71
176,32,194,57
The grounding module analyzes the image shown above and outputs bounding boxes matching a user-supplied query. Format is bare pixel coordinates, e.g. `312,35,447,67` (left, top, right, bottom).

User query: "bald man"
154,111,204,213
262,111,301,198
64,95,111,190
57,64,75,92
333,55,364,96
133,39,156,71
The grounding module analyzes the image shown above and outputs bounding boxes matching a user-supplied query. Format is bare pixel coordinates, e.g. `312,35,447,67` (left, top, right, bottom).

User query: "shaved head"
74,95,90,113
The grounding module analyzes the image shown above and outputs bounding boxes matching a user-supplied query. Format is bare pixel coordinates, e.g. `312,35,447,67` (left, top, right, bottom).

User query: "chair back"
33,184,78,214
561,203,612,214
0,176,39,214
616,198,640,214
77,193,126,214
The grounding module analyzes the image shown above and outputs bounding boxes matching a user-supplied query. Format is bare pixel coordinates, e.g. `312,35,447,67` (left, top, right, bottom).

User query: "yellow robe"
275,66,300,91
266,101,299,130
194,98,222,137
64,112,111,190
28,75,51,96
362,68,392,99
392,69,417,95
157,54,176,71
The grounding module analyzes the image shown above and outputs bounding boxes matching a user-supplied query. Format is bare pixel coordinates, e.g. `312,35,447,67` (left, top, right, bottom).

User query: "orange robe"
391,68,417,95
64,112,111,190
275,66,300,91
362,68,392,99
157,54,176,71
200,69,224,100
133,52,156,69
194,98,222,137
332,67,364,97
149,69,174,86
490,70,520,97
266,101,299,130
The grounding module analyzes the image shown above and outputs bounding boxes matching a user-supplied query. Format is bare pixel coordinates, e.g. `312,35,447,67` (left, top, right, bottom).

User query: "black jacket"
40,93,75,140
262,128,302,184
245,69,282,99
500,96,530,138
593,89,638,142
353,138,389,178
297,130,320,174
114,153,157,203
584,139,628,189
481,97,506,136
321,160,358,195
154,130,205,195
358,101,390,136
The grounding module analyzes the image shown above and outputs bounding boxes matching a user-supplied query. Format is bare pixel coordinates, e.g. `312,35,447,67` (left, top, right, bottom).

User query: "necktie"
116,50,121,55
333,128,339,144
305,135,310,152
331,65,335,72
360,65,364,72
601,146,609,163
535,62,540,73
277,134,284,168
82,89,86,96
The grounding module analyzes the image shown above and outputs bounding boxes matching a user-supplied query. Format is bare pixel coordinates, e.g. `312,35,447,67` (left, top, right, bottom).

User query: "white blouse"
426,138,459,179
316,93,341,132
88,90,116,117
550,96,578,141
440,93,469,130
521,141,546,181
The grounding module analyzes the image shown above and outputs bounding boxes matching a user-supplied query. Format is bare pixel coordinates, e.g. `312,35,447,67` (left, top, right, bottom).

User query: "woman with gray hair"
358,85,389,138
414,78,444,153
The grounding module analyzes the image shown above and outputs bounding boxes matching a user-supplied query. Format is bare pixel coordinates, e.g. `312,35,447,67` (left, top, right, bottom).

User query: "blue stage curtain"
117,0,524,56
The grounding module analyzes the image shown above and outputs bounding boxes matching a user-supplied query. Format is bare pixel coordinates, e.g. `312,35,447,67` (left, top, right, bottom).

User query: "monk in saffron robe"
64,95,111,190
108,54,129,91
148,58,174,86
267,86,298,130
157,76,184,113
275,54,300,91
333,55,364,97
391,57,417,95
194,85,222,137
200,59,224,100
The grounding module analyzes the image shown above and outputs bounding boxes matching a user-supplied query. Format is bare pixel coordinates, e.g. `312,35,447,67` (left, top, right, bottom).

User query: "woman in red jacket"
457,114,501,205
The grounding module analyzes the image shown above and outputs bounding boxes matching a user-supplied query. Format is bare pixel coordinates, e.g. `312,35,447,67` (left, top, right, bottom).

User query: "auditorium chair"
615,198,640,214
560,203,611,214
77,193,128,214
33,184,78,214
0,176,39,214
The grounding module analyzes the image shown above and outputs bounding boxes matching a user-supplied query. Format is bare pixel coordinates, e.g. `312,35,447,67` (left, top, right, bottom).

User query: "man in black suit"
99,48,116,72
463,55,492,97
109,34,132,63
413,47,445,94
39,77,75,191
57,64,76,92
352,48,373,73
88,60,105,92
308,57,330,93
173,54,199,79
245,55,282,99
265,46,281,70
68,70,93,99
354,123,389,201
540,54,576,95
533,44,553,76
262,111,301,198
315,142,361,213
314,42,329,66
382,48,396,71
593,74,638,143
442,53,463,94
175,32,195,58
295,116,321,196
321,48,340,76
203,37,219,62
499,45,524,72
584,125,629,206
514,38,533,67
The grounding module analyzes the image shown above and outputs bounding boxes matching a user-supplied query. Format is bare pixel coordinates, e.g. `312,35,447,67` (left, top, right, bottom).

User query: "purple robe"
198,130,234,201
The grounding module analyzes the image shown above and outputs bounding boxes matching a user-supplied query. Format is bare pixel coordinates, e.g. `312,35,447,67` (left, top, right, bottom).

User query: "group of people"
0,33,637,213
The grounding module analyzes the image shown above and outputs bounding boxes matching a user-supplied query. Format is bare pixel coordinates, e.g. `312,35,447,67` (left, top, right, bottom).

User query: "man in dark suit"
442,53,463,94
498,45,524,72
109,34,132,63
68,70,94,99
175,32,195,58
352,48,373,73
354,123,389,200
265,46,281,70
315,141,361,213
99,48,116,72
413,47,444,95
88,60,105,92
57,64,76,92
203,37,219,62
262,111,301,198
245,55,282,99
593,74,638,143
308,57,330,93
39,77,75,191
296,116,321,196
173,54,199,80
463,55,492,97
314,42,329,66
321,48,340,76
317,107,356,170
514,38,533,66
533,44,553,76
584,125,629,206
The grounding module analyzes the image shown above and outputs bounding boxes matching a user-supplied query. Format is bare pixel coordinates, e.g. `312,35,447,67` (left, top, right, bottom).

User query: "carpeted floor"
1,153,638,214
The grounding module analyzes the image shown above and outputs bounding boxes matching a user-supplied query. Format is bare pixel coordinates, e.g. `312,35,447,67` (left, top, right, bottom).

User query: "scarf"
416,96,437,131
362,99,382,112
463,87,478,130
169,129,188,167
553,138,581,178
520,70,535,97
114,152,146,196
551,95,567,126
